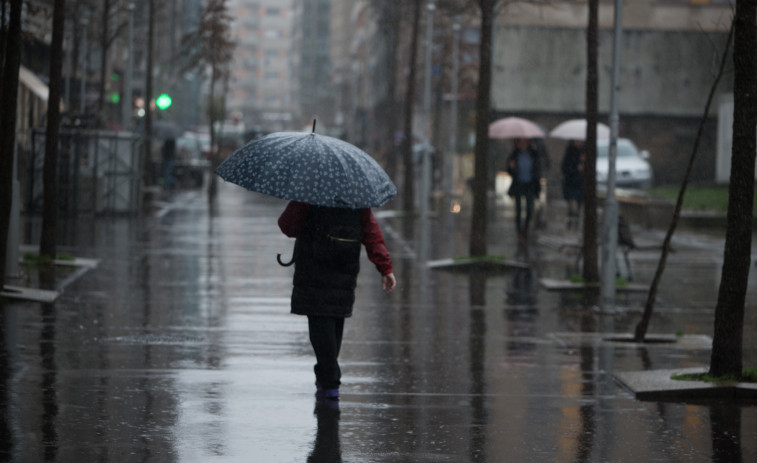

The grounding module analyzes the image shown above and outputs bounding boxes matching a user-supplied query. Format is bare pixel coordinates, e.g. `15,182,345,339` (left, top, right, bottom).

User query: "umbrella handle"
311,118,316,134
277,252,295,267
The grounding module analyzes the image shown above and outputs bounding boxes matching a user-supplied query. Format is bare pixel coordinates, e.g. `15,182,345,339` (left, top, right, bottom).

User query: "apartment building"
227,0,294,131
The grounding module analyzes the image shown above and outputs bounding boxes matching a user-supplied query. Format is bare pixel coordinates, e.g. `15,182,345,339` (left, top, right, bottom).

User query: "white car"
596,138,653,189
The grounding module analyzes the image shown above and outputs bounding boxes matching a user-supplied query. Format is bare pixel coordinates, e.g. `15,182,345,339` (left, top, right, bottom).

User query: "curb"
616,367,757,402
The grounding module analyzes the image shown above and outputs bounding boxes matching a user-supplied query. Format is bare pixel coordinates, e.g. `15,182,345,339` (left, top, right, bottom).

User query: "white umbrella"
549,119,610,141
488,117,545,139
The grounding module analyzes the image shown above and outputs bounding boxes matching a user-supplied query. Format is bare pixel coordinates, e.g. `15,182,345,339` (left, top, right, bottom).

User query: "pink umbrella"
488,117,545,139
549,119,610,140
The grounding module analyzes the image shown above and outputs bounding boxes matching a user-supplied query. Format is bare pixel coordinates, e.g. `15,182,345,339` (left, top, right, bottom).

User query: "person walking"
161,138,177,189
278,201,396,401
507,137,542,243
560,139,585,230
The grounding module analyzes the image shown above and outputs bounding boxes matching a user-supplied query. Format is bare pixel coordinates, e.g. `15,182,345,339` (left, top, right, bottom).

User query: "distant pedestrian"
161,138,177,189
278,201,396,401
560,139,585,230
507,137,542,242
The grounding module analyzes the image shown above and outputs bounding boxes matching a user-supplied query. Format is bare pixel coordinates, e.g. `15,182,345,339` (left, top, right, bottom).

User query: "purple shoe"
315,383,339,400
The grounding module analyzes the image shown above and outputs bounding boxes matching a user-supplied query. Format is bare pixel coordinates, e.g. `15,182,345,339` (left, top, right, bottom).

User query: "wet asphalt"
1,180,756,462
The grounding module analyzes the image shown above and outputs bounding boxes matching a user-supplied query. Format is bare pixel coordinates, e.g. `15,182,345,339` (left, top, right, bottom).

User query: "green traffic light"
156,93,172,110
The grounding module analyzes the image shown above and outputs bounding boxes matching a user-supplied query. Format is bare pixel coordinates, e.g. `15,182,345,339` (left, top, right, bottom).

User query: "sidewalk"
1,182,755,462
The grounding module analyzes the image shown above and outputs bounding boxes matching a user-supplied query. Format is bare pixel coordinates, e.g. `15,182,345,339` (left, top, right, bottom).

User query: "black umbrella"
152,120,183,140
215,128,397,209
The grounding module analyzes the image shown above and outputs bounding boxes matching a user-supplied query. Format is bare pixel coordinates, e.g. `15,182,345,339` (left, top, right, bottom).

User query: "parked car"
596,138,653,189
174,133,210,188
184,130,213,159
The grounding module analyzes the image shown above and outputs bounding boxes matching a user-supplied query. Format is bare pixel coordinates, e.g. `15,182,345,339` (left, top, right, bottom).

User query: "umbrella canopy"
215,131,397,209
549,119,610,141
152,120,183,140
488,117,545,139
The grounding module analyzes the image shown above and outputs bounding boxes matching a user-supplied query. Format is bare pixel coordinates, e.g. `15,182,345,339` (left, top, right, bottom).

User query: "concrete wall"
490,26,732,186
492,26,732,116
496,0,731,33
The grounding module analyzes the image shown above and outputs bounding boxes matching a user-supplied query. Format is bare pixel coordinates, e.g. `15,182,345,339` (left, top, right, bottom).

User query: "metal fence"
27,130,144,215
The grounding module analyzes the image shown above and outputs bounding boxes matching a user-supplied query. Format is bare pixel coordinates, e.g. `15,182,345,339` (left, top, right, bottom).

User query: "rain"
1,1,756,462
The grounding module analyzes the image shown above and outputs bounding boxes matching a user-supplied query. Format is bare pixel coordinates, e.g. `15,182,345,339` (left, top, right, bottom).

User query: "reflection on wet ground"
1,182,755,462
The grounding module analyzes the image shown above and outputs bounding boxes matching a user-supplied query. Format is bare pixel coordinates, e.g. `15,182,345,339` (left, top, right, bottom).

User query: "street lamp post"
420,0,436,221
601,0,624,311
123,1,135,130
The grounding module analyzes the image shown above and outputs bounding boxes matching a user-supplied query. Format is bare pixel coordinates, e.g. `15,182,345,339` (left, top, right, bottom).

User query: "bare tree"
95,0,131,124
469,0,497,257
0,0,23,283
710,0,755,378
144,0,155,186
180,0,234,197
39,0,67,260
583,0,599,283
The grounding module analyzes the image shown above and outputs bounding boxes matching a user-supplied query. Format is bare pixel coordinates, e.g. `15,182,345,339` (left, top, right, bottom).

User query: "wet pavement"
2,181,756,462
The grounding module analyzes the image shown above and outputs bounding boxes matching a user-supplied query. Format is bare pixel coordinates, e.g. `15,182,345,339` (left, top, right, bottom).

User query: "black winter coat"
506,147,542,197
291,206,363,317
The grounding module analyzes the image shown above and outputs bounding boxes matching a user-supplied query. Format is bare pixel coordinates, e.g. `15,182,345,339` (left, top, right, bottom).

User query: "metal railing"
27,130,144,215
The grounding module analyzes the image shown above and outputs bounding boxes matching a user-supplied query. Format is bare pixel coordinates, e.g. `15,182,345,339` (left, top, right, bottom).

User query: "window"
264,29,282,39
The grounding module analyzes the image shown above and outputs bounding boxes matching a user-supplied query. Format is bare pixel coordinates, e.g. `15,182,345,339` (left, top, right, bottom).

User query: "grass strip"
672,367,757,383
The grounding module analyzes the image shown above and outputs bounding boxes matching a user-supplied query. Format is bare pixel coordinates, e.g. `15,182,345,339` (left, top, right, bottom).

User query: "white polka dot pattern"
215,132,397,208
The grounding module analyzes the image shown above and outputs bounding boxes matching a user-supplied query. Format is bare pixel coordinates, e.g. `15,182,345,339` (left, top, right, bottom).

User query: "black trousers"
307,316,345,389
514,190,535,234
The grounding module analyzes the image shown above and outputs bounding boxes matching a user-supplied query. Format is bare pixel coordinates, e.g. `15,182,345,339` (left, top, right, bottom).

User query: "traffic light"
156,93,172,110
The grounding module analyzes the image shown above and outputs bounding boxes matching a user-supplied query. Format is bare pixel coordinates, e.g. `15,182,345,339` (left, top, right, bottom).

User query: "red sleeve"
278,201,310,237
361,209,393,276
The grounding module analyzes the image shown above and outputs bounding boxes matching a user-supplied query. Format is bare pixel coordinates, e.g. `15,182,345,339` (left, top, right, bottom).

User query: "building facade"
291,0,335,133
489,0,733,186
227,0,294,132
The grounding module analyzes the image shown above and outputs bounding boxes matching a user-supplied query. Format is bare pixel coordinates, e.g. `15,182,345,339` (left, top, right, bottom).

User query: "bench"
551,215,661,281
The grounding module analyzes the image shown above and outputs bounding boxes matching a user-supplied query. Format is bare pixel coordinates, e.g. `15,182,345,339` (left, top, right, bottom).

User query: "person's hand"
382,273,396,294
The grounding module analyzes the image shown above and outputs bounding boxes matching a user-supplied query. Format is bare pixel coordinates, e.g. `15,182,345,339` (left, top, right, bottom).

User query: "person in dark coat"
161,138,177,189
560,139,585,230
506,138,542,242
278,201,396,400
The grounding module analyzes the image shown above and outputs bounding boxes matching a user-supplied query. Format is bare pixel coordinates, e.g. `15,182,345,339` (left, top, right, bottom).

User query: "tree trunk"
401,0,421,214
710,0,756,378
98,0,111,122
39,0,67,260
0,0,22,283
207,61,218,199
469,0,495,257
208,67,229,199
144,0,155,188
582,0,599,283
0,1,6,71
